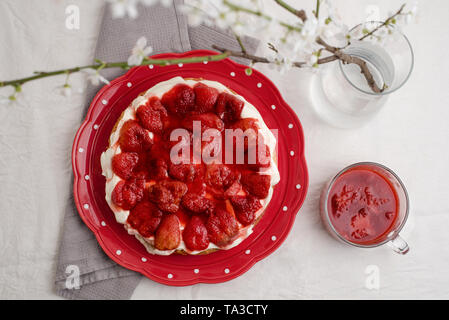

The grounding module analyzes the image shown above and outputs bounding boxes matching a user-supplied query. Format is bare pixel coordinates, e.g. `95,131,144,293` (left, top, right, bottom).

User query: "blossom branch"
212,44,338,68
359,4,406,41
274,0,307,22
222,0,302,32
0,53,230,90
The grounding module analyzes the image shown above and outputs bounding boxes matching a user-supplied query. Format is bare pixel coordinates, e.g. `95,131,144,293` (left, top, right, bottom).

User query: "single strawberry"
168,162,198,183
182,193,214,214
154,214,181,250
161,83,195,116
206,207,239,247
148,180,188,213
136,96,168,134
193,83,219,113
241,172,271,199
118,120,153,152
215,92,244,124
111,176,145,210
230,195,262,226
205,164,235,189
127,201,163,237
111,152,139,179
183,216,210,251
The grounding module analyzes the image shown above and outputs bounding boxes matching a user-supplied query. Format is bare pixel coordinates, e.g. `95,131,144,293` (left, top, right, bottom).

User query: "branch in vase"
316,37,384,93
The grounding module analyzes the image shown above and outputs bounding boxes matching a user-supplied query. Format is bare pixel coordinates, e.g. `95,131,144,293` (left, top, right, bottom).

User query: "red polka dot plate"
72,50,308,286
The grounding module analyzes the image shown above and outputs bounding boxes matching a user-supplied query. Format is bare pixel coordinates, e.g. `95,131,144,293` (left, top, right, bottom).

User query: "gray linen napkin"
55,0,258,300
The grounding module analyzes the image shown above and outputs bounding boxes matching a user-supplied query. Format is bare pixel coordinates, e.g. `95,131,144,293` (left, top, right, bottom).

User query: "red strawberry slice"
183,216,210,251
206,207,239,247
111,176,145,210
118,120,153,152
161,83,195,116
180,113,224,132
111,152,139,179
193,83,219,113
181,193,214,215
127,201,163,237
154,214,181,250
148,180,188,213
136,96,167,134
215,92,244,124
241,172,271,199
231,195,262,226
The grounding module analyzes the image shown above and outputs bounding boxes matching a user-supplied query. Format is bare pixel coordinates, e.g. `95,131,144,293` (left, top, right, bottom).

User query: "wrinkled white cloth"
1,0,449,299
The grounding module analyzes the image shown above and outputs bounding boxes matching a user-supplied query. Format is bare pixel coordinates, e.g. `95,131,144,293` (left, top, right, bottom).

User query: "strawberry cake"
101,76,280,255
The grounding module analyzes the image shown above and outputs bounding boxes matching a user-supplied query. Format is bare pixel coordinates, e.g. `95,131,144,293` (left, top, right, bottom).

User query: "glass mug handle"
387,235,410,255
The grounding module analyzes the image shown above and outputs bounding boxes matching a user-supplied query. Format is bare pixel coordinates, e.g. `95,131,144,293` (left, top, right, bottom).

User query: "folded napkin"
55,0,258,300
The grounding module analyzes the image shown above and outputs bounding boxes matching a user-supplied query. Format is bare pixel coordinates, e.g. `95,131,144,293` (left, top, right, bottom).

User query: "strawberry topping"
231,195,262,226
127,201,163,237
183,216,210,251
241,172,271,199
111,152,139,179
118,120,153,152
136,96,167,134
215,92,244,124
161,83,195,116
193,83,219,113
148,180,188,213
154,214,181,250
111,176,145,210
206,206,239,247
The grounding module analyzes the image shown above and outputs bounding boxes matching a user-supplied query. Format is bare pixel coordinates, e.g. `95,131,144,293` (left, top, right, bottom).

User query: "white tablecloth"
0,0,448,299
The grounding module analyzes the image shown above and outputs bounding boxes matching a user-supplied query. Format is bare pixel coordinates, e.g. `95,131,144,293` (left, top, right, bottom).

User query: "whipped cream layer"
101,76,280,255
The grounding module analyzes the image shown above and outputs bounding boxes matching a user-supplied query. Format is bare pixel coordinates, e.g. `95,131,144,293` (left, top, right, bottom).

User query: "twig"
234,34,247,54
223,0,302,32
316,37,383,93
359,4,406,41
0,53,230,89
212,45,337,68
274,0,307,22
315,0,321,18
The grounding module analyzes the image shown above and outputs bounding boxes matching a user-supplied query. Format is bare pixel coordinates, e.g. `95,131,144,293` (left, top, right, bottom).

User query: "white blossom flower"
59,84,72,97
107,0,139,19
83,68,110,86
54,83,85,97
128,36,153,66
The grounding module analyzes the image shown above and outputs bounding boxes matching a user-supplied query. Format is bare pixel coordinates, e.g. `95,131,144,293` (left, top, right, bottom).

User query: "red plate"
72,50,308,286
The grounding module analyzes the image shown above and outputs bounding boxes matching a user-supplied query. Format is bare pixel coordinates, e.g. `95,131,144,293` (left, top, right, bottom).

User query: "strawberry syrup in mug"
327,167,399,245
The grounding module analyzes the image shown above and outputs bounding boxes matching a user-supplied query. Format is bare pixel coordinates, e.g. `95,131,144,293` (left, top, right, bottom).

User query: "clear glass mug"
311,22,414,128
320,162,410,254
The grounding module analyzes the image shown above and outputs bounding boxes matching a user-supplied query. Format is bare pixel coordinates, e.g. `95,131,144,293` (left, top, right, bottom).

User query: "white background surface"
0,0,448,299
